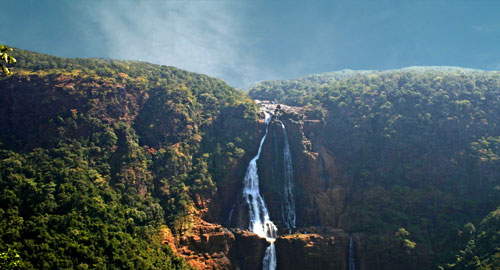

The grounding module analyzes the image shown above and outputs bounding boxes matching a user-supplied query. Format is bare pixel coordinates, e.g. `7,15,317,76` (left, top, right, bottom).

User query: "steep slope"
0,49,261,269
249,69,500,269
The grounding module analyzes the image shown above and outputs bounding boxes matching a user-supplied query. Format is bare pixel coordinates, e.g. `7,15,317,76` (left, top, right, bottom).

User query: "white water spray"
280,122,296,231
242,112,277,270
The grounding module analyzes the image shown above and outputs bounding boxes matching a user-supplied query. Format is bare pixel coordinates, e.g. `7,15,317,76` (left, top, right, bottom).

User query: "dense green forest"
0,49,259,269
2,48,500,269
250,69,500,269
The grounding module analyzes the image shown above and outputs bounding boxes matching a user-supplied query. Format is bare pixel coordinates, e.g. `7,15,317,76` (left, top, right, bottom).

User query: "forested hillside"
2,48,500,270
250,69,500,269
0,49,259,269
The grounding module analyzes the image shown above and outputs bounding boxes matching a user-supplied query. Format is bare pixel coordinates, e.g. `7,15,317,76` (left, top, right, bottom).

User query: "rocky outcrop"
176,221,235,270
255,105,350,229
170,220,268,270
165,219,373,270
284,111,350,228
227,229,269,270
275,227,362,270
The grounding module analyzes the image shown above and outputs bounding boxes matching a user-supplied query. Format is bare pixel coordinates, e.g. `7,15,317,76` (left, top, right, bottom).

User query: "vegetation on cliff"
0,45,16,75
0,49,259,269
3,47,500,269
443,207,500,270
249,68,500,269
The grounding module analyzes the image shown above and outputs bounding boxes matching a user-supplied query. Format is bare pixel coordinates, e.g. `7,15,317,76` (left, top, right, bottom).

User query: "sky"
2,0,500,88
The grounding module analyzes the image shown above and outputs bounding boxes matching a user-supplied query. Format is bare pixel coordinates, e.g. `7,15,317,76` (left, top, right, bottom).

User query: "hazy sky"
3,0,500,87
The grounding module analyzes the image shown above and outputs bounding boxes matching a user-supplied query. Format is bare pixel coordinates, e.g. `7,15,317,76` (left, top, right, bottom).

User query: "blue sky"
3,0,500,87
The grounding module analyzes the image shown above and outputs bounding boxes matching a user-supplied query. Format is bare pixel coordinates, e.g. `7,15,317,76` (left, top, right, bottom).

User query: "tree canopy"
0,49,258,269
250,68,500,269
0,45,16,75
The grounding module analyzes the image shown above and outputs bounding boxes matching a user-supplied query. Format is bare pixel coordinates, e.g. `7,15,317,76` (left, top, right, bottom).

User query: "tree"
396,227,416,254
0,248,26,269
0,45,16,75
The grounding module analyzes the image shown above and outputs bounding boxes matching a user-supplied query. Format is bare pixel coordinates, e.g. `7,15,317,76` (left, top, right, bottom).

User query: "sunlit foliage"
0,49,258,269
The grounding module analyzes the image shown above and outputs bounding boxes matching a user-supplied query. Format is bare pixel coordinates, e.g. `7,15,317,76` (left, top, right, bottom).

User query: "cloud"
85,0,264,87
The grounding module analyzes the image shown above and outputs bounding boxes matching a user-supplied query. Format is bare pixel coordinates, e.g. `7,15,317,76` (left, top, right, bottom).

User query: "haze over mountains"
4,1,500,87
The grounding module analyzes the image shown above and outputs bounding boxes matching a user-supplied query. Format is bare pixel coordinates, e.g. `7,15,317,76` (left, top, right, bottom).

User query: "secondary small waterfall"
280,122,296,231
348,237,356,270
242,112,277,270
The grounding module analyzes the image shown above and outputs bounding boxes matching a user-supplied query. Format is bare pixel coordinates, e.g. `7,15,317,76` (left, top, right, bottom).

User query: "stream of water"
280,121,296,231
242,112,277,270
348,236,356,270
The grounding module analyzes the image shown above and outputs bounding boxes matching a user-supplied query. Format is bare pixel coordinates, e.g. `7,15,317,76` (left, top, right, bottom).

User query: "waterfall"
242,112,278,270
348,237,356,270
263,244,277,270
280,122,296,231
243,112,278,240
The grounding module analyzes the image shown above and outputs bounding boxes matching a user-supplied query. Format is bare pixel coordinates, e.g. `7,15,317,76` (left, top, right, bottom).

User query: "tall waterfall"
280,122,296,231
348,237,356,270
242,112,277,270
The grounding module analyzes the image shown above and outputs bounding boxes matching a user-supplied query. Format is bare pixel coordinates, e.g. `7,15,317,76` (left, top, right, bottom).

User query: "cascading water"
348,236,356,270
242,112,277,270
280,122,296,232
263,244,277,270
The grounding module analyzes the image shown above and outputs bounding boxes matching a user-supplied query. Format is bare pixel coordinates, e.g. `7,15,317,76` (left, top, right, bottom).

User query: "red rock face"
166,219,372,270
177,221,235,270
171,220,268,270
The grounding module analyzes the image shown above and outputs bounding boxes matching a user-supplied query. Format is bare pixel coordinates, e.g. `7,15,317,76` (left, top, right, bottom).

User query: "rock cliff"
165,219,269,270
257,105,350,230
180,102,430,270
275,227,352,270
190,103,362,270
